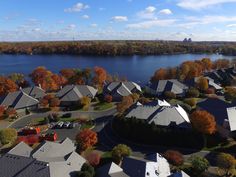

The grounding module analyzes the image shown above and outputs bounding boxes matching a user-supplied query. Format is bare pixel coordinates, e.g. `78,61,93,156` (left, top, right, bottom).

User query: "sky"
1,0,236,41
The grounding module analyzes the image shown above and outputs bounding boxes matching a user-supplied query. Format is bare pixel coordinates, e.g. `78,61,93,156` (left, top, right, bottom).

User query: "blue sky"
1,0,236,41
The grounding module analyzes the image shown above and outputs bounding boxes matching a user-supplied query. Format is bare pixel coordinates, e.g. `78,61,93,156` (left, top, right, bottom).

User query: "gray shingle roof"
8,141,33,157
0,91,39,110
96,162,130,177
22,86,46,99
105,82,141,97
0,154,50,177
147,79,188,95
126,101,190,127
56,85,98,102
3,138,86,177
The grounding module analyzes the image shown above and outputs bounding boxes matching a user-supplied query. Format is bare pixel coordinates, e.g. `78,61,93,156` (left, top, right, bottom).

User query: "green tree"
77,163,95,177
190,156,209,175
111,144,132,164
216,153,236,176
0,128,17,145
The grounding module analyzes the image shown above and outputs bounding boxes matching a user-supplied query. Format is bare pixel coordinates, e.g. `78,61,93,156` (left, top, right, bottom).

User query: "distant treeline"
1,40,236,56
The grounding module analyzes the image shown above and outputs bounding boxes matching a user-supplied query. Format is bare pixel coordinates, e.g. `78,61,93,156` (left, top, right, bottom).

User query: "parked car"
56,122,64,129
63,122,70,128
62,113,72,118
49,122,57,129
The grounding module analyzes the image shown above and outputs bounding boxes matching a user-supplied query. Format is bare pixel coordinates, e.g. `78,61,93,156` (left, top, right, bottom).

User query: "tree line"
1,40,236,56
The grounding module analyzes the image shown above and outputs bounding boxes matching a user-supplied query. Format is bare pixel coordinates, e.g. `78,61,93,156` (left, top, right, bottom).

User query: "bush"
186,88,200,98
163,150,184,166
104,95,112,103
85,151,101,167
178,103,192,113
190,156,209,175
111,144,132,164
184,98,197,107
0,128,17,145
78,163,95,177
164,91,176,99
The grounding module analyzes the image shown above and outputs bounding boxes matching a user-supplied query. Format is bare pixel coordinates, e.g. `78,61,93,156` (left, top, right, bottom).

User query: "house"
1,138,86,177
145,79,188,96
121,153,171,177
96,162,130,177
0,90,39,111
125,100,190,128
56,85,98,106
104,81,142,101
185,77,222,91
226,107,236,132
21,86,46,99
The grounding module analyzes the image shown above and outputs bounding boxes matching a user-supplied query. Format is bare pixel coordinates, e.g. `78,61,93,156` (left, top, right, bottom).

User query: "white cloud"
177,0,236,10
227,24,236,27
127,19,176,29
90,23,98,27
82,15,90,19
64,3,89,12
111,16,128,22
159,9,172,15
32,28,41,32
137,6,157,19
67,24,76,30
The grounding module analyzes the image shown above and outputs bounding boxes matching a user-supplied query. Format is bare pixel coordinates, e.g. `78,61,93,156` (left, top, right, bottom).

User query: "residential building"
121,153,171,177
145,79,188,96
96,162,130,177
104,81,142,101
56,85,98,106
21,85,46,99
125,100,190,128
0,138,86,177
0,90,39,111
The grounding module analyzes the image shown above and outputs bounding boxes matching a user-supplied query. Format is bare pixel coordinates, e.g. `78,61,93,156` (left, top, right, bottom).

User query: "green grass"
60,117,79,122
80,122,94,130
32,117,45,125
94,102,113,111
102,151,112,158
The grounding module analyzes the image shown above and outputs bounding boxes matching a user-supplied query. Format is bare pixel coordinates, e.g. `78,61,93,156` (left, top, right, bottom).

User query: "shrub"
184,98,197,107
190,156,209,175
104,95,112,103
164,91,176,99
111,144,132,164
85,151,101,167
79,163,95,177
216,153,236,175
163,150,184,166
0,128,17,145
76,129,98,152
186,88,200,98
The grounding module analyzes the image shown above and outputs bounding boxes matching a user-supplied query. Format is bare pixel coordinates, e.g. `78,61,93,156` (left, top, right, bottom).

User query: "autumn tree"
85,151,101,167
111,144,132,164
0,76,18,96
49,97,61,108
60,68,76,80
0,128,17,145
190,110,216,147
80,97,91,110
201,58,213,71
196,77,209,91
163,150,184,166
76,129,98,152
0,106,6,120
151,68,168,82
117,96,134,114
216,153,236,176
8,73,29,88
93,66,107,87
186,88,200,98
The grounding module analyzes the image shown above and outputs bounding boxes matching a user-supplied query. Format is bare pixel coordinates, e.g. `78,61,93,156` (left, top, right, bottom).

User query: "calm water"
0,54,235,84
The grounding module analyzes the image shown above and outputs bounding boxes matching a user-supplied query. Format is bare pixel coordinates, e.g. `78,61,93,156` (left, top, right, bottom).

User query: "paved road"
9,107,116,130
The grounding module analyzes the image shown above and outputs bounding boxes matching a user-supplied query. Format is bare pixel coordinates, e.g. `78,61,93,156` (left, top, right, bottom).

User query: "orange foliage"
76,129,98,151
31,67,66,91
0,106,5,119
117,96,134,114
0,76,18,96
190,110,216,135
163,150,184,166
85,151,101,167
104,95,112,103
93,67,107,86
60,68,76,79
196,77,209,91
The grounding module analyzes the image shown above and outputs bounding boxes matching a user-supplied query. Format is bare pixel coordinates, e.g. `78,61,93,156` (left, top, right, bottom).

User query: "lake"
0,54,235,84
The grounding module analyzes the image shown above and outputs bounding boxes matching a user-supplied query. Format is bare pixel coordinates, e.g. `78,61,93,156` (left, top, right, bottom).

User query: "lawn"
94,102,113,111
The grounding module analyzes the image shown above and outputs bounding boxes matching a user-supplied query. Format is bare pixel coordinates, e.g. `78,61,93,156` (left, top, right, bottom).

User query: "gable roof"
148,79,188,95
122,156,171,177
8,141,33,157
125,101,190,127
22,86,46,99
96,162,130,177
0,91,39,109
197,98,232,125
105,82,141,97
226,107,236,131
0,154,50,177
56,85,98,101
169,171,190,177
